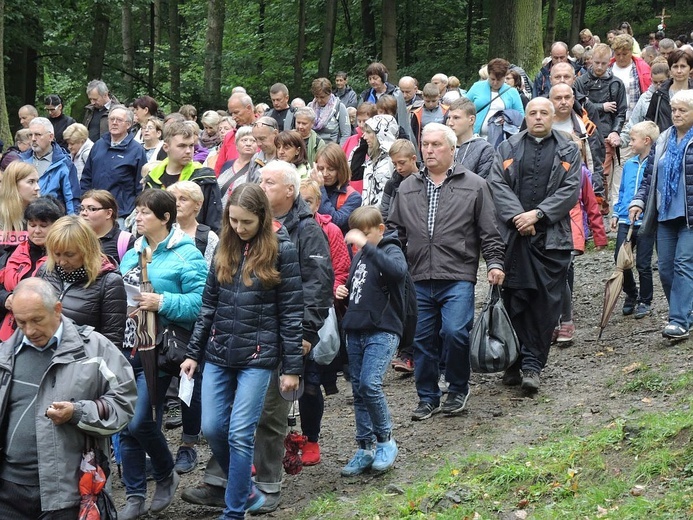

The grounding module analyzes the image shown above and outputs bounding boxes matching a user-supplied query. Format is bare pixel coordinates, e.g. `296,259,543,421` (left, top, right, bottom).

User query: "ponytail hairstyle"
215,183,280,287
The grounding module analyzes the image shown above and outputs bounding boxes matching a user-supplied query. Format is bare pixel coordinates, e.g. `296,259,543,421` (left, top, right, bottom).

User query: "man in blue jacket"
20,117,80,214
80,105,147,222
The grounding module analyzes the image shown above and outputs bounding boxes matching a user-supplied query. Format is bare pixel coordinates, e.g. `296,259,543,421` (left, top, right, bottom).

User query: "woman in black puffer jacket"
181,183,303,517
40,215,127,348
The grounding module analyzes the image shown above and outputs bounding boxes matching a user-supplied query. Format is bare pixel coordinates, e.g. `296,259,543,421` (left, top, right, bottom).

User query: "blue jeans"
616,224,655,304
346,331,399,446
413,280,475,404
120,366,174,498
657,219,693,329
202,363,272,520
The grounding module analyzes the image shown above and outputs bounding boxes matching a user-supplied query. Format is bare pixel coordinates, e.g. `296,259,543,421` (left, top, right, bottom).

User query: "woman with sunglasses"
44,94,75,150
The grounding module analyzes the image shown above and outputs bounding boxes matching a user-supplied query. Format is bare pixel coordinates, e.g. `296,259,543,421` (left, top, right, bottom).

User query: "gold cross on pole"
655,8,671,26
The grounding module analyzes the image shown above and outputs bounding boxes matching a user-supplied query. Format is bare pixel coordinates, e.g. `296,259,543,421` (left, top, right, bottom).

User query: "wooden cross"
655,8,671,27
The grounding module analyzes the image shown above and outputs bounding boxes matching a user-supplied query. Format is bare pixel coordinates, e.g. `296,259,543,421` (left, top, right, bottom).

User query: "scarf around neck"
309,94,339,131
661,126,693,212
56,265,88,284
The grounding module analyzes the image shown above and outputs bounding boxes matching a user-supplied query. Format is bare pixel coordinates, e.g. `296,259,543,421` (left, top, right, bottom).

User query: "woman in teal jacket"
466,58,525,137
118,189,207,519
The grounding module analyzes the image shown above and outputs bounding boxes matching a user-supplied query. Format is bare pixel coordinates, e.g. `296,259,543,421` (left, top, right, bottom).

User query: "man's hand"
610,216,618,231
335,285,349,300
180,358,198,379
513,211,538,236
607,132,621,147
344,229,367,250
603,101,617,113
46,401,74,425
488,268,505,286
302,339,312,356
629,206,642,223
280,374,300,393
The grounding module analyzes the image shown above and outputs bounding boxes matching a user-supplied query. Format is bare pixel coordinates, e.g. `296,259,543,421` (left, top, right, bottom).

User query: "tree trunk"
122,0,135,101
488,0,543,76
381,0,397,80
258,0,266,72
569,0,587,46
361,0,377,59
0,0,12,145
87,3,110,81
153,0,162,80
318,0,338,78
465,0,473,66
293,0,307,94
148,3,155,92
402,0,412,65
169,0,181,106
544,0,558,55
203,0,225,109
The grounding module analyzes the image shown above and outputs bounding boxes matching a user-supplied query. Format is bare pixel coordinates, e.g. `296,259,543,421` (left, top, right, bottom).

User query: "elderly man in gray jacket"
490,97,581,392
388,123,505,422
0,278,136,518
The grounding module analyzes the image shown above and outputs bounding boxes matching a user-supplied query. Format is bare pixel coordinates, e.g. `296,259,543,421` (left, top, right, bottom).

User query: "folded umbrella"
598,225,635,339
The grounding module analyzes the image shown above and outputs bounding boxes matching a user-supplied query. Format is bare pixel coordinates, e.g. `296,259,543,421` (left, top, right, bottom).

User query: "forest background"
0,0,690,146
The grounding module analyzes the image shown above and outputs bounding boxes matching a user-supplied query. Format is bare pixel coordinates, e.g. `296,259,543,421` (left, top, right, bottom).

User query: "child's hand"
335,285,349,300
344,229,367,249
610,217,618,231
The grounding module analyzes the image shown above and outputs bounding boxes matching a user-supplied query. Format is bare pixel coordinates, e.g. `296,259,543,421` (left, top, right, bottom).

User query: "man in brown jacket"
388,123,505,421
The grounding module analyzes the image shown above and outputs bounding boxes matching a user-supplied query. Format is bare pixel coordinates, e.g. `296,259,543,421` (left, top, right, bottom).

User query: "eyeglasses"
45,106,60,112
108,117,127,124
252,121,277,130
79,205,106,213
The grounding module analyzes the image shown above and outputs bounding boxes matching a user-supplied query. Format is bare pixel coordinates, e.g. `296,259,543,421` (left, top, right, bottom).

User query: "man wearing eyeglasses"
80,105,147,224
44,94,75,150
83,80,119,142
246,117,279,184
18,117,80,214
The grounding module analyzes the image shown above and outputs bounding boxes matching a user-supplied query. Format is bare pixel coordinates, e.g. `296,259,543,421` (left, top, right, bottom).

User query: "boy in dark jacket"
337,206,408,477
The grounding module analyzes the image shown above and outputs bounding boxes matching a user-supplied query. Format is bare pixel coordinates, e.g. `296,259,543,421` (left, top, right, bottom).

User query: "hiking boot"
521,370,541,392
174,445,198,474
245,484,266,513
118,496,146,520
502,365,522,386
371,439,398,473
441,390,470,416
302,441,321,466
438,374,449,394
662,324,689,340
181,483,225,507
149,471,180,513
622,296,637,316
411,401,441,421
633,303,651,319
557,321,575,343
391,355,414,373
249,491,281,515
340,448,375,476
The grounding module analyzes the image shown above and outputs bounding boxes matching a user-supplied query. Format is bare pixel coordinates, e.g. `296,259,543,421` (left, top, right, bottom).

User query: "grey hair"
29,117,54,135
421,123,457,149
200,110,221,127
294,107,316,122
86,79,108,96
109,105,134,125
229,93,254,110
551,41,569,54
255,116,278,130
14,278,59,310
235,125,254,143
261,160,300,200
432,73,448,85
19,105,39,117
670,89,693,110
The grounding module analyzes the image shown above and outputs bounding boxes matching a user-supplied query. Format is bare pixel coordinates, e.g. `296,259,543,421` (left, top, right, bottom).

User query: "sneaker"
245,484,266,513
521,370,541,392
556,321,575,343
302,441,321,466
502,365,522,386
391,355,414,373
149,471,180,513
411,401,441,421
174,446,198,474
438,374,449,394
662,324,689,340
249,491,281,515
165,405,182,429
340,448,375,476
551,325,560,344
441,390,470,415
633,303,651,319
181,483,225,507
622,296,637,316
118,496,146,520
371,439,398,473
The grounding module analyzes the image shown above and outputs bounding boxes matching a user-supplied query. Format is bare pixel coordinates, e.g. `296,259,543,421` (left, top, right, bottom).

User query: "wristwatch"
535,209,544,220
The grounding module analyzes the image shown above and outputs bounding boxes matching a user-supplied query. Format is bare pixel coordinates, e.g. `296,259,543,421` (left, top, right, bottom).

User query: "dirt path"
111,248,691,518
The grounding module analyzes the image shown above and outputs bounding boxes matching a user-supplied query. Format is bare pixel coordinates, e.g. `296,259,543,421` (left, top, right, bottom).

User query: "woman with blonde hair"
63,123,94,179
0,162,41,266
168,181,219,267
199,110,222,150
41,215,127,347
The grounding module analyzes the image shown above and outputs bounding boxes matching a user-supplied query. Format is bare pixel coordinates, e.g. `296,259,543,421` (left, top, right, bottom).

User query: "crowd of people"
0,21,692,520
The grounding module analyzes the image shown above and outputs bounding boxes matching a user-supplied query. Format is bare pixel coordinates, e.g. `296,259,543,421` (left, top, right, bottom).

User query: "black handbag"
470,284,520,373
157,323,192,376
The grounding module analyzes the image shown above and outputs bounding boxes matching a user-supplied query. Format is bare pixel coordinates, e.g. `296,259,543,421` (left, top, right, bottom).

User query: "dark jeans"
0,478,80,519
299,359,324,442
615,224,654,304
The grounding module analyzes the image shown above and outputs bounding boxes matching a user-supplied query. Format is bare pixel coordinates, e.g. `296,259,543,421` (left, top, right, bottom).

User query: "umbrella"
136,247,159,406
78,449,107,520
598,225,635,339
282,398,307,475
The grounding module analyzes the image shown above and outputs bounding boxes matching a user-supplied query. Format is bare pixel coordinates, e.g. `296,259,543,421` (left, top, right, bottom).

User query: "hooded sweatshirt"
362,115,399,207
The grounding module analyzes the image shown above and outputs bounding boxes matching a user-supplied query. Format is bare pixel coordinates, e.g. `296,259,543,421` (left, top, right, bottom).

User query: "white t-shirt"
612,62,635,116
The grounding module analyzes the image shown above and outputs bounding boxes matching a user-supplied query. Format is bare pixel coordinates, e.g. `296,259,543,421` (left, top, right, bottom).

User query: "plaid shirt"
612,62,641,120
423,167,453,237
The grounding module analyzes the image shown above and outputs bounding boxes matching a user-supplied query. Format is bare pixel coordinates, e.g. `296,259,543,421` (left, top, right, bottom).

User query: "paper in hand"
178,371,194,407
